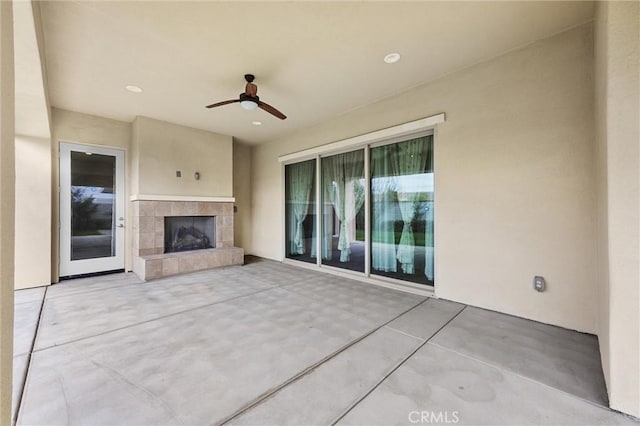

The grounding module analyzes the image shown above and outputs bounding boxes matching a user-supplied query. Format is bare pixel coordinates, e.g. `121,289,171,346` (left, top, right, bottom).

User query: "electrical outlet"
534,276,546,292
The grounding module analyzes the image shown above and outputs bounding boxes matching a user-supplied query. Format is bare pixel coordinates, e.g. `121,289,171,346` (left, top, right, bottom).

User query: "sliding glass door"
371,136,434,285
320,150,365,272
283,133,434,287
285,159,316,264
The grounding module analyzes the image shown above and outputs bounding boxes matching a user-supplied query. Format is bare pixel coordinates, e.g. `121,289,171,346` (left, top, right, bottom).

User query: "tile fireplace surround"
131,197,244,281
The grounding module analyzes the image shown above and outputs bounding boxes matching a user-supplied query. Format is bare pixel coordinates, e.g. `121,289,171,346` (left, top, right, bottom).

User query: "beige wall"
233,141,252,251
13,0,52,291
132,116,233,198
0,1,14,422
594,1,639,417
15,135,51,289
51,108,132,279
251,24,597,333
52,107,131,150
51,111,235,279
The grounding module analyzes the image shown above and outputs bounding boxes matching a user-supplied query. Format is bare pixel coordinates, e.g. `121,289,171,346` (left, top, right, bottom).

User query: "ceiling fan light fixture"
240,100,258,110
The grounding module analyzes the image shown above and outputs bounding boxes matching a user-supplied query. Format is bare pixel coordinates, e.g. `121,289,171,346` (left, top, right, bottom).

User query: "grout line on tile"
426,341,614,413
217,297,431,425
33,286,278,353
330,305,468,425
13,285,48,425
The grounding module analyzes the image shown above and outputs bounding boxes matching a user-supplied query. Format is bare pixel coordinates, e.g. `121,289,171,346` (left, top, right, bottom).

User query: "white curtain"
344,179,365,245
286,160,314,255
395,138,429,274
321,150,364,262
312,202,333,259
371,145,397,272
424,200,434,280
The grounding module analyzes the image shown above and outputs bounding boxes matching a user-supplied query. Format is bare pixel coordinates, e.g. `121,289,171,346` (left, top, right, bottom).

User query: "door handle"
117,224,125,228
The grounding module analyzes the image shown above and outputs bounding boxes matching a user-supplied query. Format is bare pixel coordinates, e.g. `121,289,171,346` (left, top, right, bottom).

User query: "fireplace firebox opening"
164,216,215,253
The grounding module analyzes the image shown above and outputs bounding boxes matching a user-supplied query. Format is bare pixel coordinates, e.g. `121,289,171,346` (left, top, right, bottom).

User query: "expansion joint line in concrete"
218,297,433,425
32,286,276,353
330,305,468,425
14,286,48,425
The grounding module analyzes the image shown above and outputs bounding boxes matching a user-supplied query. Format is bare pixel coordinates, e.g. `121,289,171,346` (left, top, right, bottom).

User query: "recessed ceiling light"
125,85,143,93
383,53,401,64
252,121,262,126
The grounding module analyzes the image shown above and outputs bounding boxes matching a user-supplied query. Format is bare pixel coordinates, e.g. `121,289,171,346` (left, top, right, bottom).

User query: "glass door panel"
284,159,317,264
320,150,365,272
60,143,125,277
70,151,116,260
370,136,434,285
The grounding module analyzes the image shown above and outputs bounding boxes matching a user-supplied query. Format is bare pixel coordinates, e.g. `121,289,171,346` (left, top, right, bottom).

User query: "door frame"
59,142,126,277
278,114,445,296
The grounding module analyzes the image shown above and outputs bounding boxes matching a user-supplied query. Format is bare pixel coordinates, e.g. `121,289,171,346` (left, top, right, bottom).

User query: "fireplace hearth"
165,216,215,253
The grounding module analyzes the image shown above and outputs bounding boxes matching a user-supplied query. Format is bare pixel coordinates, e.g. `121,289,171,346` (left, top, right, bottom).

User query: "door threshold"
59,268,125,281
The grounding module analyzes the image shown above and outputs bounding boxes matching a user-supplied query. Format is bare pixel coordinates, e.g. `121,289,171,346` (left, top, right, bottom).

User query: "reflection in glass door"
320,150,365,272
59,143,125,277
284,159,316,264
370,136,434,285
283,133,435,288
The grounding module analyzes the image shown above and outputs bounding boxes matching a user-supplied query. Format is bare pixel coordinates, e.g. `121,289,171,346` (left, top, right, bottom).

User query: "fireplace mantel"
130,194,235,203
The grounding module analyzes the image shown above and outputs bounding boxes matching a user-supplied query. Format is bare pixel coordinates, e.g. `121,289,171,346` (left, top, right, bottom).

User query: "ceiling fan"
205,74,287,120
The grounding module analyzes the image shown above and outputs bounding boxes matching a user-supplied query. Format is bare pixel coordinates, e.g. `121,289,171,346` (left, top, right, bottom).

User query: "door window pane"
285,159,316,263
371,136,434,285
70,151,116,260
320,150,365,272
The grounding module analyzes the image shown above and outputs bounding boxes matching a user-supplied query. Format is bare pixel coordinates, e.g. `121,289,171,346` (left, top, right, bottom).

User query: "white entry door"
59,143,125,277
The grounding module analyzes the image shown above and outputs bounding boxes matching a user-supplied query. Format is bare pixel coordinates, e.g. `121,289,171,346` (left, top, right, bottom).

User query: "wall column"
0,0,15,423
595,0,640,418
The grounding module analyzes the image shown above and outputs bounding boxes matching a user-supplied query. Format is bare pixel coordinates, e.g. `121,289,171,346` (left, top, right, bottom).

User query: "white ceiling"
39,1,594,144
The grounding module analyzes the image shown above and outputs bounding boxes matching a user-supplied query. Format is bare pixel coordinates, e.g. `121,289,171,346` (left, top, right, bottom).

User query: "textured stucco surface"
251,24,598,334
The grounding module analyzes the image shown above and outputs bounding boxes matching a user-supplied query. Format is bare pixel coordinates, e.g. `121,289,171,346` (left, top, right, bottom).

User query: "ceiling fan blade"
258,101,287,120
205,99,239,109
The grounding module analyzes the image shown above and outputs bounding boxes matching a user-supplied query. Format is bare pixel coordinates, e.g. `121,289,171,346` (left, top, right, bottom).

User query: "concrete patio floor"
12,258,636,425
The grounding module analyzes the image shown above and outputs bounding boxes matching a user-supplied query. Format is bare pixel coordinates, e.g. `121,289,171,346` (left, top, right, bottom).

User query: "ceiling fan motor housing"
240,92,259,103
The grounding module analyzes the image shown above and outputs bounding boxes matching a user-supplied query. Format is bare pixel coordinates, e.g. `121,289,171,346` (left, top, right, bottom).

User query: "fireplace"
132,198,243,281
164,216,215,253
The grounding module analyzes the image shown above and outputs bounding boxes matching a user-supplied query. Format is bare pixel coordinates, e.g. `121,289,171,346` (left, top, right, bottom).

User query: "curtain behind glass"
424,199,434,280
285,159,316,260
370,135,434,285
371,145,397,272
395,138,429,274
321,150,364,264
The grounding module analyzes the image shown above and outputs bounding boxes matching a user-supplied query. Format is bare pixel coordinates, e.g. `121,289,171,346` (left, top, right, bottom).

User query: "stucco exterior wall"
251,24,598,334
